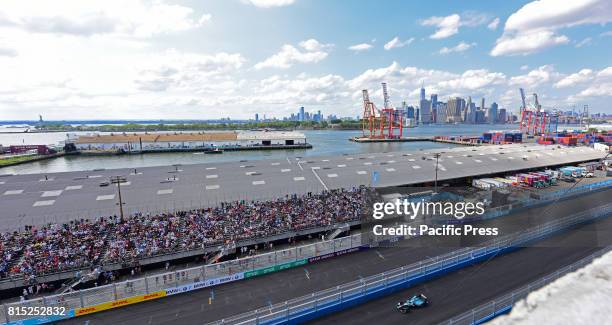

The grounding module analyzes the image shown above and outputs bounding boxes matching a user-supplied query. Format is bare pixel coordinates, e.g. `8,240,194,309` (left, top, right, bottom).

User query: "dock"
350,136,485,146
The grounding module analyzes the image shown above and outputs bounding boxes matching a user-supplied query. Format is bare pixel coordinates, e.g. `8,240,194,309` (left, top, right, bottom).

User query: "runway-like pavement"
59,188,612,325
0,144,604,229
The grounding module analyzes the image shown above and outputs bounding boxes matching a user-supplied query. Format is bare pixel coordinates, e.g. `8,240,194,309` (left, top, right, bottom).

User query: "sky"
0,0,611,120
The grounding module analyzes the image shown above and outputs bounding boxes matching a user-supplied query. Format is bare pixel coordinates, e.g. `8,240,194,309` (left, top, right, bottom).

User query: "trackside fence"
1,234,363,324
207,203,612,325
444,246,612,325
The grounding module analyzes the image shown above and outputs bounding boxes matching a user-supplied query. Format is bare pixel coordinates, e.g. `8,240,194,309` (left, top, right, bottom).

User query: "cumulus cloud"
348,43,372,51
242,0,296,8
439,41,476,54
420,14,461,39
298,39,333,52
488,17,500,30
0,0,211,38
491,0,612,56
383,37,414,50
491,30,569,57
420,12,489,39
255,41,328,69
134,50,246,92
252,74,347,106
509,65,561,88
554,69,594,88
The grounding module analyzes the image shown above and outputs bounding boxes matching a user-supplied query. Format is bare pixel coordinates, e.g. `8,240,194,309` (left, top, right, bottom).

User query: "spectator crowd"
0,187,369,280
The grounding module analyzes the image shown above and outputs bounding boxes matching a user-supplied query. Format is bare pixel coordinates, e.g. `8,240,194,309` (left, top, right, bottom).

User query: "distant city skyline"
0,0,611,120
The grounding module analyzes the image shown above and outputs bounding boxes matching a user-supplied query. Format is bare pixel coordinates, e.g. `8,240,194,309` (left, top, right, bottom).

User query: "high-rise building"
405,106,415,119
498,108,507,124
435,102,447,124
299,107,305,121
420,99,431,124
481,98,485,111
255,113,259,122
489,102,499,124
475,110,486,124
420,83,426,101
446,97,466,123
430,94,438,106
430,94,438,123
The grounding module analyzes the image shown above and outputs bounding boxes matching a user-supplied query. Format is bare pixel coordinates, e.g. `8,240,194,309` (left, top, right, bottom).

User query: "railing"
207,203,612,325
0,233,363,324
444,246,612,325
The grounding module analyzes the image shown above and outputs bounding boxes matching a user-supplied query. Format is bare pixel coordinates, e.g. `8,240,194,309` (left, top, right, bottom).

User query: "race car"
396,294,428,313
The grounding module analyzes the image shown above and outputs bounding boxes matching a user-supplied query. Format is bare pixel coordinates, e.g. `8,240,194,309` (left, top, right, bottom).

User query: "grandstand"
0,188,369,285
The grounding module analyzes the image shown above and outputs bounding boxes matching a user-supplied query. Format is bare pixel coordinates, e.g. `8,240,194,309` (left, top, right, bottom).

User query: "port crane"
518,88,548,136
361,82,403,139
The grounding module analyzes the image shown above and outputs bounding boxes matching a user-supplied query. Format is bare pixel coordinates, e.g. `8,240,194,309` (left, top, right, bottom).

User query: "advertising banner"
165,273,245,296
74,291,166,316
244,259,308,278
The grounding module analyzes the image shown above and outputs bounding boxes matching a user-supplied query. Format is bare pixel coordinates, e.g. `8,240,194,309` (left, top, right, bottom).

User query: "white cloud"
0,46,18,57
601,31,612,37
135,50,246,92
488,17,500,30
491,30,569,57
420,12,489,40
242,0,296,8
554,69,594,88
437,69,506,91
0,0,211,38
573,83,612,98
491,0,612,56
383,37,414,50
597,67,612,77
575,37,592,48
348,43,372,51
520,65,529,71
298,39,332,52
254,42,328,69
420,14,461,39
509,65,561,88
439,41,476,54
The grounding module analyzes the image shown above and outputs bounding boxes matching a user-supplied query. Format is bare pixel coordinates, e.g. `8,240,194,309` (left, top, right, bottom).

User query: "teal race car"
396,294,429,313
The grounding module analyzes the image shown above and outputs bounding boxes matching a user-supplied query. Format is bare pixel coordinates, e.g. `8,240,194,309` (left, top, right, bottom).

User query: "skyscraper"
430,94,438,123
420,99,431,124
489,102,499,124
498,108,507,124
255,113,259,122
299,107,305,121
420,82,426,101
447,97,466,123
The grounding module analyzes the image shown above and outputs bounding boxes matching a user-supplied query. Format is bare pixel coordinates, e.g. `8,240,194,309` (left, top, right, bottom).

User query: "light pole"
433,153,441,194
110,176,127,220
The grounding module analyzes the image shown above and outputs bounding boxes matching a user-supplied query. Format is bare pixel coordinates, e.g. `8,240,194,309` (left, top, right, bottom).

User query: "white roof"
237,131,306,140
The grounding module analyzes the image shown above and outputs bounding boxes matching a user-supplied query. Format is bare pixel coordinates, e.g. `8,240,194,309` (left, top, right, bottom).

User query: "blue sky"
0,0,611,120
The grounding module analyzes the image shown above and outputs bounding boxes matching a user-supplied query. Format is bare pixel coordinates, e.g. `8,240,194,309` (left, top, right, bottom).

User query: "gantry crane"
361,82,403,139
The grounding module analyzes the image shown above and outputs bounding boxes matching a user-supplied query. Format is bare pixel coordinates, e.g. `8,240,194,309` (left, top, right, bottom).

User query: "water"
0,124,516,174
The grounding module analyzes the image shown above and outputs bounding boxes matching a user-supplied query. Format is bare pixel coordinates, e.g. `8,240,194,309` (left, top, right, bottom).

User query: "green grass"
0,155,40,166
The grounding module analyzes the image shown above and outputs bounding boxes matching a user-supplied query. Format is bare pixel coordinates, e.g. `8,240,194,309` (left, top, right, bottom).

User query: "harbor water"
0,124,516,174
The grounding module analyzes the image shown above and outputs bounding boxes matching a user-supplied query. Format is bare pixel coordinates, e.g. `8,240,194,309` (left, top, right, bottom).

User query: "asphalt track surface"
61,188,612,325
312,216,612,325
0,144,603,228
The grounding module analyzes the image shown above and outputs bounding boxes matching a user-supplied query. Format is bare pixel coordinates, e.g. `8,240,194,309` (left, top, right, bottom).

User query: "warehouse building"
72,131,307,152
